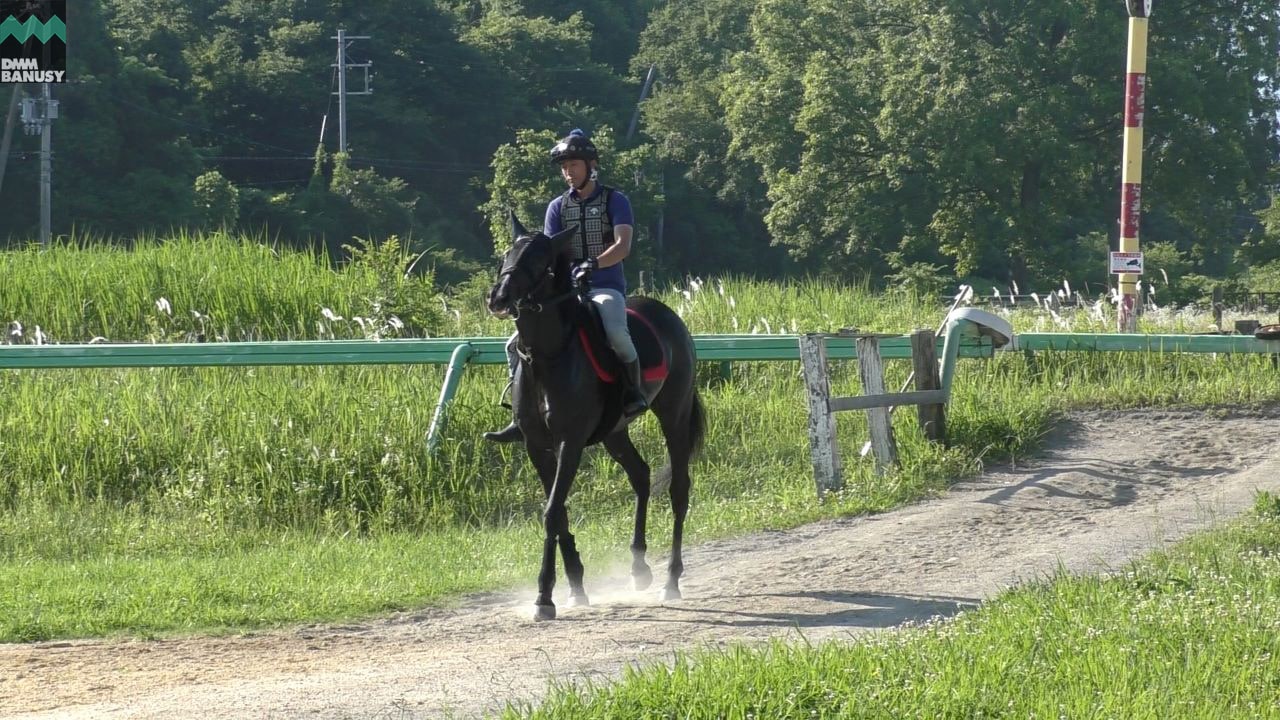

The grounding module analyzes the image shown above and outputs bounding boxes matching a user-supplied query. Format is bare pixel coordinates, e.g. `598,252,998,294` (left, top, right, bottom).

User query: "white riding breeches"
589,288,638,364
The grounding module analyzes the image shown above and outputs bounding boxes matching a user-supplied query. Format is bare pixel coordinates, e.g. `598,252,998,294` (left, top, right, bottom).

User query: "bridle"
498,236,583,315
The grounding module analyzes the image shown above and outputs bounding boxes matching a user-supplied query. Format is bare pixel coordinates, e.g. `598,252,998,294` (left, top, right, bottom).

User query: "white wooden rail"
799,330,947,497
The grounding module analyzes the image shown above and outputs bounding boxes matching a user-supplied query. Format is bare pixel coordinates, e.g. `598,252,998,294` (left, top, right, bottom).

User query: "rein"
512,281,583,363
516,284,581,314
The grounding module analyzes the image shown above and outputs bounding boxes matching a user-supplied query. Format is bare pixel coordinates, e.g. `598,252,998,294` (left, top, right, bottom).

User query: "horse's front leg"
533,440,586,620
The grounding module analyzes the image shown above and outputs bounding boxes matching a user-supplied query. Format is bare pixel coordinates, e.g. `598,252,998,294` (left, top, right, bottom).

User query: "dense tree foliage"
0,0,1276,295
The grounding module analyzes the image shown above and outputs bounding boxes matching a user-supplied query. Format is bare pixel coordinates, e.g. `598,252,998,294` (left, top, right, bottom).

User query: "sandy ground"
3,408,1279,719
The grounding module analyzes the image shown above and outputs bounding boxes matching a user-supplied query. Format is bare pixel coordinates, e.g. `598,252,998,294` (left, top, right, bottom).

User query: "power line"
201,155,314,161
112,96,311,156
239,177,315,186
345,158,485,174
198,154,488,173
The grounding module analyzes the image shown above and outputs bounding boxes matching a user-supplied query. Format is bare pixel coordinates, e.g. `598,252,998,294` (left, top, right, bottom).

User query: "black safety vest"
560,186,613,261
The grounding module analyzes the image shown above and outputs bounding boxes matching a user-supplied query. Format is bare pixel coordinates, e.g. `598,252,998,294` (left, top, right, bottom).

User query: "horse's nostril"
488,286,512,316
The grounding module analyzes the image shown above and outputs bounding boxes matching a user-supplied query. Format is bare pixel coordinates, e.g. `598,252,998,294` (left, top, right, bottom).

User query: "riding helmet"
549,129,598,164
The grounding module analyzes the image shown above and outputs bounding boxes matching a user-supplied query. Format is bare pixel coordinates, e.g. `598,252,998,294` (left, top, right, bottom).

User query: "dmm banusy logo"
0,0,66,84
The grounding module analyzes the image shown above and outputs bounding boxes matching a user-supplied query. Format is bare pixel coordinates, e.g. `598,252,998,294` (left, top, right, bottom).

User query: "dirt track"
3,408,1279,719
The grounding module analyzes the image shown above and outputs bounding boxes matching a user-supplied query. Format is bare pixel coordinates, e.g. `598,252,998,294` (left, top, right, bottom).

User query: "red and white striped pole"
1118,0,1151,332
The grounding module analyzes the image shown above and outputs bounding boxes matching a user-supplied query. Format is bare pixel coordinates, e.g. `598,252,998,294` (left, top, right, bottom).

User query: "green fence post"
426,343,475,454
939,317,968,395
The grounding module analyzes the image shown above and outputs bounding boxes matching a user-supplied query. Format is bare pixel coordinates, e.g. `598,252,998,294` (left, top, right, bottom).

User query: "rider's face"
559,159,590,188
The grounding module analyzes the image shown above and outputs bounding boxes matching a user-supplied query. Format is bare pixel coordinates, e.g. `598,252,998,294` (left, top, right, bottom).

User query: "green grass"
0,231,439,342
2,234,1279,641
2,518,529,642
507,494,1280,719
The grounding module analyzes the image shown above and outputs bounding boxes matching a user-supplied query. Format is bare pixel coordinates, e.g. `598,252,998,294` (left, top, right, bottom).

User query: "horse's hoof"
660,586,682,602
533,603,557,621
631,568,653,592
569,592,590,607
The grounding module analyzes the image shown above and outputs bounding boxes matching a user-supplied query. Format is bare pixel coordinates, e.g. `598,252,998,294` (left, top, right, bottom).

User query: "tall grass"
0,231,432,342
2,234,1279,640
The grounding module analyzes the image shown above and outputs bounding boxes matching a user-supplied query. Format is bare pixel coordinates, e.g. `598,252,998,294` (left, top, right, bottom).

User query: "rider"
483,129,648,443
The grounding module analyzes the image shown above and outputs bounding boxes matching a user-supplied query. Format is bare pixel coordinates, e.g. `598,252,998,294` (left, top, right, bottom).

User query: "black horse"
487,214,706,621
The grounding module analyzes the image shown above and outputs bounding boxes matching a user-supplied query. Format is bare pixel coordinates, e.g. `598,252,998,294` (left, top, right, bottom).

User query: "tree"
630,0,789,277
711,0,1280,288
193,170,240,228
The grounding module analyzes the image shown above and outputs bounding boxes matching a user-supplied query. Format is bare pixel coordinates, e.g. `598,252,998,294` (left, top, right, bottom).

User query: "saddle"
571,299,669,444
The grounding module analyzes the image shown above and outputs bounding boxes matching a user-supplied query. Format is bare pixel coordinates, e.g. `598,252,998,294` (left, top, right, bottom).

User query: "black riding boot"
622,358,648,418
482,420,523,443
482,379,524,443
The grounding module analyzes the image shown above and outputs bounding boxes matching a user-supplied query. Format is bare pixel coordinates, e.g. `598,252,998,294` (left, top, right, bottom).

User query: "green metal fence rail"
4,327,1276,451
0,330,999,452
1013,333,1280,354
0,334,998,370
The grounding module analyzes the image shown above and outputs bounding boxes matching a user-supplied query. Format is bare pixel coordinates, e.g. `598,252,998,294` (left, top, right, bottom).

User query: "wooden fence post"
798,334,842,495
855,336,898,474
1212,285,1224,331
910,329,946,444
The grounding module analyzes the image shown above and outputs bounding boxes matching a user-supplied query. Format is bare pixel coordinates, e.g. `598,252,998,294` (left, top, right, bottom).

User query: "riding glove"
572,257,598,285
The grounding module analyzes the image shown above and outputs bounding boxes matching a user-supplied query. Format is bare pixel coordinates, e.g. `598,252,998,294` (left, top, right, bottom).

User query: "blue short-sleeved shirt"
544,185,634,294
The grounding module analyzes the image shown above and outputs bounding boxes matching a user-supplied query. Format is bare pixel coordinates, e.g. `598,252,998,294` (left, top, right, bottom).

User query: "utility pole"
0,85,22,196
39,83,51,248
20,83,57,249
624,65,664,264
331,29,372,154
625,64,657,145
1116,0,1152,332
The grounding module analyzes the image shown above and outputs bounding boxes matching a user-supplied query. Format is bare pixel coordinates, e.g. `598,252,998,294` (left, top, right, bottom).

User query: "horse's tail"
687,389,706,457
653,389,705,495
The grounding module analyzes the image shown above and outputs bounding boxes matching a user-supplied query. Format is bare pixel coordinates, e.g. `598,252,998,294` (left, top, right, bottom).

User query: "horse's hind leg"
604,429,652,591
657,409,693,602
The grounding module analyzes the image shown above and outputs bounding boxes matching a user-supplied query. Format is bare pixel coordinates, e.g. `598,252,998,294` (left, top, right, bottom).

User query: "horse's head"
487,212,576,318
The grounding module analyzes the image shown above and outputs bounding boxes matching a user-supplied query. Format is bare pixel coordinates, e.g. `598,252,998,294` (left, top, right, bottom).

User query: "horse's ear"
549,225,577,255
509,211,528,240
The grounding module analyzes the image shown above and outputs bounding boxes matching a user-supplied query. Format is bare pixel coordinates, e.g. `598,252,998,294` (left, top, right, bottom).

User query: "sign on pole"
1110,251,1143,275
